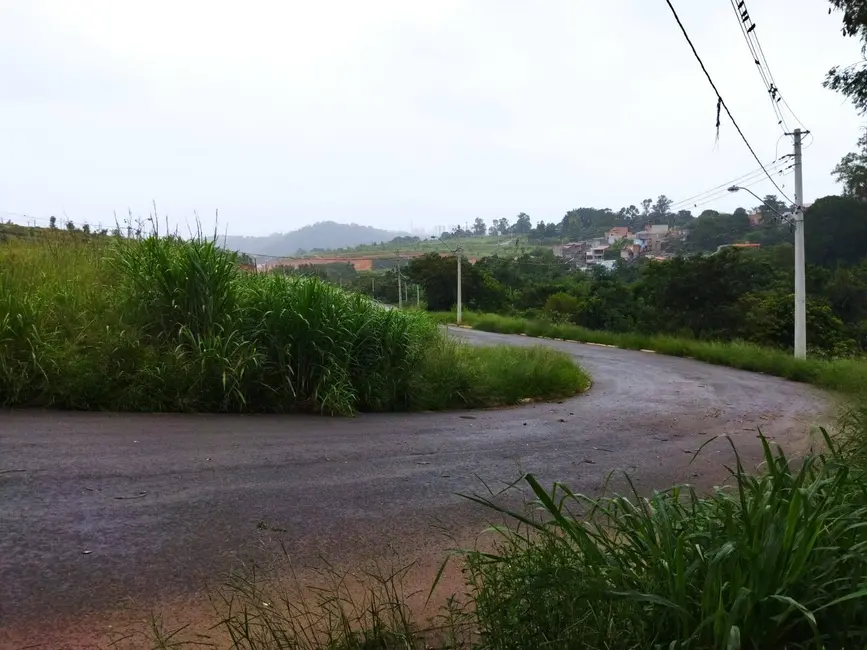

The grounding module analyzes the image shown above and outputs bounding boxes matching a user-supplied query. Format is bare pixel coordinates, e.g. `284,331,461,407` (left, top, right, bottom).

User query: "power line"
663,0,794,205
687,167,794,212
729,0,789,132
668,159,790,210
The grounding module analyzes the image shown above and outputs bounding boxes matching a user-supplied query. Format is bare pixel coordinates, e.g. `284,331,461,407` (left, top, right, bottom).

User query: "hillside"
221,221,406,260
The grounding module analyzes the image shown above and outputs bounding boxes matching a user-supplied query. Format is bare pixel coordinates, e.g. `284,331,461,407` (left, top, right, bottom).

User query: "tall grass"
437,310,867,398
0,236,588,414
464,433,867,649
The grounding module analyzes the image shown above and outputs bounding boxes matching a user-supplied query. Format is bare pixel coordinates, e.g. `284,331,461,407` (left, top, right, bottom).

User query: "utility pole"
793,128,806,359
456,246,463,324
397,252,403,309
371,276,375,297
416,284,420,307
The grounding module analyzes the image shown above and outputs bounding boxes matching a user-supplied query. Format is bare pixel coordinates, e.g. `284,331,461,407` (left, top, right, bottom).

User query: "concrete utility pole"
728,128,808,359
416,284,420,307
793,128,806,359
456,246,463,324
397,252,403,309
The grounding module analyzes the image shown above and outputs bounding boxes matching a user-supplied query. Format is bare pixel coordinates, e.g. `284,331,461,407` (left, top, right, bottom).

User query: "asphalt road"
0,329,830,644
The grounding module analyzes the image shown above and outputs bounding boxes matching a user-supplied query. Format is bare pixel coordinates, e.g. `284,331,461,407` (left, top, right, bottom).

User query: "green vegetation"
436,310,867,397
465,432,867,650
0,235,587,414
408,235,867,357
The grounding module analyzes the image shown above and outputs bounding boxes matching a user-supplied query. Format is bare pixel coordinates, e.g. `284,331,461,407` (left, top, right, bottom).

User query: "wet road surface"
0,329,831,645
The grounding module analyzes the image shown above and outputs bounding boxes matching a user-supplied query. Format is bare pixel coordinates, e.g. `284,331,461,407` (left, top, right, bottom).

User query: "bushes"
0,236,588,414
465,435,867,649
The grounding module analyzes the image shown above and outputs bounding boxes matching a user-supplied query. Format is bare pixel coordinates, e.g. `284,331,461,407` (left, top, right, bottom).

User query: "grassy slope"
433,310,867,398
0,237,589,414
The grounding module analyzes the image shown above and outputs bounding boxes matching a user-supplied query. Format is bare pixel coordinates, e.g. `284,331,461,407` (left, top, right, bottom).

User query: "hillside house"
605,226,632,244
554,241,589,266
586,244,609,264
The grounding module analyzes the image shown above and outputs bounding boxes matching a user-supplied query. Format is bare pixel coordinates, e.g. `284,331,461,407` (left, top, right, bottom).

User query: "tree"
65,220,75,231
638,248,778,338
687,210,751,252
804,195,867,267
514,213,532,234
49,216,56,229
561,208,616,239
640,198,653,218
651,195,673,221
757,195,788,222
617,205,641,228
488,225,498,236
473,217,487,236
673,209,693,227
81,223,91,235
833,131,867,199
405,253,506,312
496,217,511,235
544,221,560,238
824,0,867,113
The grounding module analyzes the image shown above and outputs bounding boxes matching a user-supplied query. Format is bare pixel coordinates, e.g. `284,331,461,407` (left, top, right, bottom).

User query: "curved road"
0,329,830,646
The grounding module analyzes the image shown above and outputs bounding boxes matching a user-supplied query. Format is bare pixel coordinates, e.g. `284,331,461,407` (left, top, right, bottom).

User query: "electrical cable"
668,158,790,210
663,0,794,204
729,0,789,132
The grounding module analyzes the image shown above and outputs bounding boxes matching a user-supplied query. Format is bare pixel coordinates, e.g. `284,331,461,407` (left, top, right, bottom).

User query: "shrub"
465,436,867,649
543,291,580,322
0,237,589,414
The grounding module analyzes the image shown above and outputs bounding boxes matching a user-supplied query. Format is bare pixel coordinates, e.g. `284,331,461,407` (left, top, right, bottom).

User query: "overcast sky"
0,1,863,236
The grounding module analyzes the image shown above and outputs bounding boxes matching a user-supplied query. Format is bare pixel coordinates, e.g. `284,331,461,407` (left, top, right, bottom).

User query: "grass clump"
148,558,467,650
414,340,590,410
438,310,867,398
0,236,588,414
464,433,867,650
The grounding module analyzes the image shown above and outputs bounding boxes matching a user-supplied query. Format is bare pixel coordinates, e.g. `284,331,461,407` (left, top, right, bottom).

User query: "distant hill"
221,221,406,260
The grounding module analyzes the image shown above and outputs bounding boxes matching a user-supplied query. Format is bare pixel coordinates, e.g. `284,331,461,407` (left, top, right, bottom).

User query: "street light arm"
728,185,786,219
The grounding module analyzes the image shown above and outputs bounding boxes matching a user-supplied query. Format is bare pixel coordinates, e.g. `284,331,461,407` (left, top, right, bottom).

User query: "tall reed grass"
0,236,588,414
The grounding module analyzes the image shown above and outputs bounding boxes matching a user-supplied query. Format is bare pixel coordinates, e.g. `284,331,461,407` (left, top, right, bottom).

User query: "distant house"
605,226,632,244
621,243,642,262
634,231,664,254
645,224,670,235
748,209,763,227
581,259,616,271
586,244,609,265
554,241,589,266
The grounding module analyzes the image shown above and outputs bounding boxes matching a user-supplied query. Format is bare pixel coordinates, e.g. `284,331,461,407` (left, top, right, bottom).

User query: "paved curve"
0,329,830,641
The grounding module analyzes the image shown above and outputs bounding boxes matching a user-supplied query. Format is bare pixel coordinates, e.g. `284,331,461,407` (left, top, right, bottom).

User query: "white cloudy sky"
0,0,863,236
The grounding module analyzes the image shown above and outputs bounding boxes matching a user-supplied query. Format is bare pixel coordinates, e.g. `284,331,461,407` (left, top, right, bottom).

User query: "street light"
727,186,791,222
728,130,806,359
